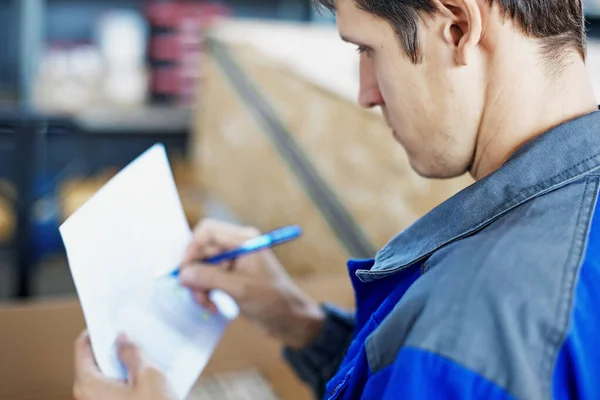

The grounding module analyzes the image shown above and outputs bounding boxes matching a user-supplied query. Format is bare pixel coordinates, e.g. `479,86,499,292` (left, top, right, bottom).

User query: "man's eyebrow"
340,34,370,47
340,34,357,44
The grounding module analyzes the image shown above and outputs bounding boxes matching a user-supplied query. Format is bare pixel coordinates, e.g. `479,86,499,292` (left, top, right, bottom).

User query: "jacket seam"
365,317,384,371
501,153,600,211
540,176,600,397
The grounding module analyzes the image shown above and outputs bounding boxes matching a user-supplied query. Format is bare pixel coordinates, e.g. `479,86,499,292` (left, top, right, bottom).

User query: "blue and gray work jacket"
284,109,600,400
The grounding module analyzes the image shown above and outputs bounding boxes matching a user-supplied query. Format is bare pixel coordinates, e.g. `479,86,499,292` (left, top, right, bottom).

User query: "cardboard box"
0,274,354,400
193,19,473,277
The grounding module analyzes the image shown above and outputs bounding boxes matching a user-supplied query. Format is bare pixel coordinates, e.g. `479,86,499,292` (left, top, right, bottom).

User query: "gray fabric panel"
366,177,600,400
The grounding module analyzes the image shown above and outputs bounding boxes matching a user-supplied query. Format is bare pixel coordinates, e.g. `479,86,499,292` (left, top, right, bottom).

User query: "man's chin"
391,131,466,179
407,156,468,180
409,163,440,179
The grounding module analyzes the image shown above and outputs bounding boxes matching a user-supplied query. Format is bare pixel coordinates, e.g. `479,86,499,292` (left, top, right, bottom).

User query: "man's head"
317,0,586,178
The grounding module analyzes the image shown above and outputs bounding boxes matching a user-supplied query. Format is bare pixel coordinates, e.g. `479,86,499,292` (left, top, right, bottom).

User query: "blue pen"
163,225,302,278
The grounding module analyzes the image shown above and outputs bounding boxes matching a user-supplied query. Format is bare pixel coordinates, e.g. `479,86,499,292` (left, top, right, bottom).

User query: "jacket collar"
357,110,600,282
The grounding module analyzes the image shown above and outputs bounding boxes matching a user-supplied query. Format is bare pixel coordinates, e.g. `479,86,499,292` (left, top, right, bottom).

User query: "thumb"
179,265,247,300
116,334,148,381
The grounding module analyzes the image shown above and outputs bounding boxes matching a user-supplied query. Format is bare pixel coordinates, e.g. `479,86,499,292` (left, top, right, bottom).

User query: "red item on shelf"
151,65,179,94
149,33,179,61
145,1,230,104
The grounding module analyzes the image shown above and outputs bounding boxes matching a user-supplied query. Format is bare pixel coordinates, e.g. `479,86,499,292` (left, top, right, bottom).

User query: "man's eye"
356,45,373,58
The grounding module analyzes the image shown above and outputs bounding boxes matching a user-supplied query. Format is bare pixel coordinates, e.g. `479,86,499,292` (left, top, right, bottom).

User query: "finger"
74,330,101,381
184,226,256,264
116,334,149,382
73,331,129,400
191,219,254,248
184,220,260,263
73,376,126,400
182,241,222,266
195,219,259,242
180,265,247,300
193,292,219,314
219,258,237,272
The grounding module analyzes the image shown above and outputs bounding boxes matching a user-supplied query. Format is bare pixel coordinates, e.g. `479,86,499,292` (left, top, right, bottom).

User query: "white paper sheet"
59,144,239,400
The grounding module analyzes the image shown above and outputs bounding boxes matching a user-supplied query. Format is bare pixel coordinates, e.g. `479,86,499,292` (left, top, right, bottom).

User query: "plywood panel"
195,54,349,276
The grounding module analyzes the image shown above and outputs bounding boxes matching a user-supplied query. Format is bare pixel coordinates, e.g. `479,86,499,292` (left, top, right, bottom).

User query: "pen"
162,225,303,278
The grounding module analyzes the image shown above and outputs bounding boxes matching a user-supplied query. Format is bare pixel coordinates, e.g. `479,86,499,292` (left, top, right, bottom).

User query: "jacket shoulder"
366,177,600,400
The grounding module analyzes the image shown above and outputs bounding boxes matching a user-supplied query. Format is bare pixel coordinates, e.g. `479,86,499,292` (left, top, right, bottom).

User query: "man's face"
336,0,485,178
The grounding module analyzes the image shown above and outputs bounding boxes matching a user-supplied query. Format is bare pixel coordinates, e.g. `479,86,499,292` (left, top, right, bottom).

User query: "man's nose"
358,54,384,109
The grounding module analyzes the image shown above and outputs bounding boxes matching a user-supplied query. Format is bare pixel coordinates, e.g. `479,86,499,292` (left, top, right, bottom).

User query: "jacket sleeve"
282,303,356,400
380,347,516,400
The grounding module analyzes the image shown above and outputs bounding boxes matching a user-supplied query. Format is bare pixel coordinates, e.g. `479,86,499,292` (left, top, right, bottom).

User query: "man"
73,0,600,399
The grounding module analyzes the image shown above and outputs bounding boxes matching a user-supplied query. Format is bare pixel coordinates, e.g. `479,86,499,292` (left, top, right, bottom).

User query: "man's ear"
432,0,483,65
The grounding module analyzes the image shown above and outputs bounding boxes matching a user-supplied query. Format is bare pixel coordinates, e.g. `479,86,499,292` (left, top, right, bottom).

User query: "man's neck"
471,49,598,181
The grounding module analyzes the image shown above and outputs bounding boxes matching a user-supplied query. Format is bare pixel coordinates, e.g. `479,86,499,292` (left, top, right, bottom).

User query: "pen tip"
154,269,179,279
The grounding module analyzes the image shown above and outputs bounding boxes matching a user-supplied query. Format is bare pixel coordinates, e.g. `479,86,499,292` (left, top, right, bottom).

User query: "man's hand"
73,331,177,400
179,219,325,349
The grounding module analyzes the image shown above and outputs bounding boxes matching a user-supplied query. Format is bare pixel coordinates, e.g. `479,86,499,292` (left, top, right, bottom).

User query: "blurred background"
0,0,598,300
0,0,336,301
0,1,599,399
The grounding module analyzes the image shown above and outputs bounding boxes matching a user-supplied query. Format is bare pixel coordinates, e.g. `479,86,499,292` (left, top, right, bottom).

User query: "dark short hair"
316,0,586,64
